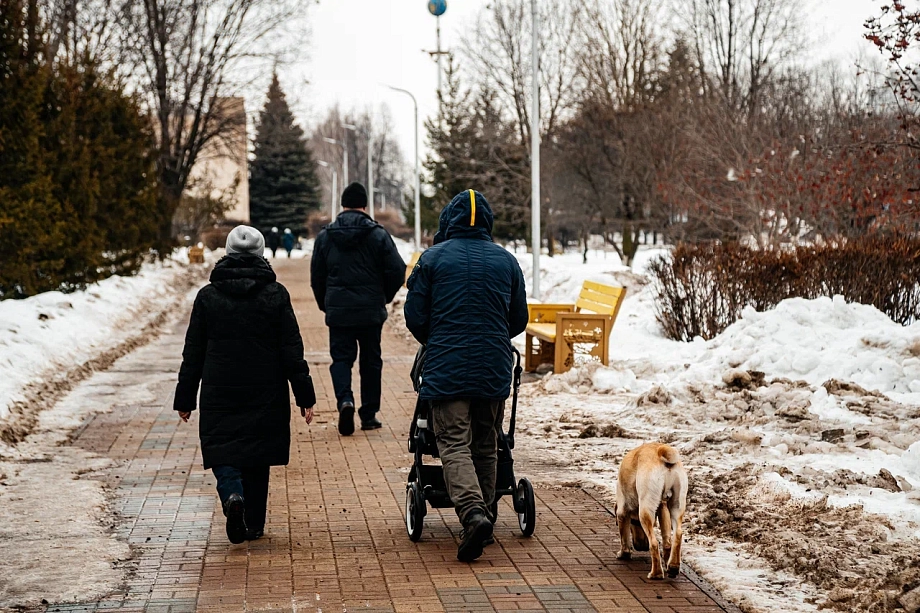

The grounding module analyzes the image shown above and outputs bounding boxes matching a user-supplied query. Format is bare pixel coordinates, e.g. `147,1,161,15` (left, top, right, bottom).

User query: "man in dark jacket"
267,227,281,258
175,225,316,544
311,182,406,435
404,190,529,562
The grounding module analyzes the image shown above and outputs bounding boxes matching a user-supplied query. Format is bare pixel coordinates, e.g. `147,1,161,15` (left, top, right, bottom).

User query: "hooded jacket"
405,190,529,400
310,209,406,327
174,253,316,468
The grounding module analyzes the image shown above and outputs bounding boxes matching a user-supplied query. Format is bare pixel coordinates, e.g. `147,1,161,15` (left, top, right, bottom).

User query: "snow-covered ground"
0,251,208,608
0,251,209,442
507,247,920,613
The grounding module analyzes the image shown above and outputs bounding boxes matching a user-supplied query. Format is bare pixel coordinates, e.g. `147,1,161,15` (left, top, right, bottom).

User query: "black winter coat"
174,254,316,469
405,190,529,400
310,210,406,327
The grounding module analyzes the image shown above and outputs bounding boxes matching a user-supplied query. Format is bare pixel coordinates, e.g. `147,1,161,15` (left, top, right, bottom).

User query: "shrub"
649,237,920,341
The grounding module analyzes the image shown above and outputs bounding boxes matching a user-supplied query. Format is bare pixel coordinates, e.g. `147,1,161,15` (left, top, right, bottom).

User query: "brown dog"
615,442,688,579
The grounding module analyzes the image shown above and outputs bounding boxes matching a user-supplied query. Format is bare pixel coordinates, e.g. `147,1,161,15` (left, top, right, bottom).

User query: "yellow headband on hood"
469,189,476,226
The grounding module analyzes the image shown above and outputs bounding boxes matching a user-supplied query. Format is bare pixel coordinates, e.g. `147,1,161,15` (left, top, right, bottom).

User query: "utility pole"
367,124,374,220
531,0,541,299
427,1,448,108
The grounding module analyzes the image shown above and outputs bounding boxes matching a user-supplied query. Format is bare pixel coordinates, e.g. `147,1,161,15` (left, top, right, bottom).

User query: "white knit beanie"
225,225,265,255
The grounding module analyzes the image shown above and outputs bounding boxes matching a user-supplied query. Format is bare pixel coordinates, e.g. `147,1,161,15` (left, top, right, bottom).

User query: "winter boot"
223,493,247,544
457,511,493,562
338,400,355,436
360,417,382,431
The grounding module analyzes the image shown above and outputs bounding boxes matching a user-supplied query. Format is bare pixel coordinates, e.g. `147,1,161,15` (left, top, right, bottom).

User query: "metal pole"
436,15,442,98
331,169,337,218
368,126,374,220
385,86,421,249
530,0,541,299
413,101,420,249
343,146,348,188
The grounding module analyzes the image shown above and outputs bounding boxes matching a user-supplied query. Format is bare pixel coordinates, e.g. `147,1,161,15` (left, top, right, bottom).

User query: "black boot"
338,400,355,436
457,511,493,562
223,493,247,544
360,417,382,430
245,527,264,541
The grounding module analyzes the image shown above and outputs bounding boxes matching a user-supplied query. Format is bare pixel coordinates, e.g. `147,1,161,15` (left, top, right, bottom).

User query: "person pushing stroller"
405,189,529,562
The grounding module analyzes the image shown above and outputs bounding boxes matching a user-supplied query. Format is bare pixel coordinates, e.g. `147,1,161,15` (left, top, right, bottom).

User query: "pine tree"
249,73,321,235
424,57,529,242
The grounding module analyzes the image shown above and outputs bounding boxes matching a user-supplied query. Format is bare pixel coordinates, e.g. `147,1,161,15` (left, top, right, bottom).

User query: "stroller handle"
411,344,524,449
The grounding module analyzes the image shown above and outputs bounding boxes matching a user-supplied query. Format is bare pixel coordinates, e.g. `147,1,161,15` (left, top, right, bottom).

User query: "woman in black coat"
175,225,316,544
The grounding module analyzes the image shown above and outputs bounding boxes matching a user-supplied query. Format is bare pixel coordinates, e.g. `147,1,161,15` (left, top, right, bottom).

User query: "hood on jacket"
210,253,276,296
432,190,494,245
326,209,379,251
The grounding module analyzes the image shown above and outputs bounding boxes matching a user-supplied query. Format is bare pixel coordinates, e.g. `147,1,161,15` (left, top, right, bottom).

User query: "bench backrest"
576,280,627,320
405,251,422,284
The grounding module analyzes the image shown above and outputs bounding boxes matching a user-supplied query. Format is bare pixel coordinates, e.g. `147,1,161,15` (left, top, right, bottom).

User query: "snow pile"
561,294,920,406
0,257,195,423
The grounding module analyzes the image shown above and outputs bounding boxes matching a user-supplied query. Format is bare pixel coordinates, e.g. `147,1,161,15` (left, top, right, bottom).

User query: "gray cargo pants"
430,398,505,524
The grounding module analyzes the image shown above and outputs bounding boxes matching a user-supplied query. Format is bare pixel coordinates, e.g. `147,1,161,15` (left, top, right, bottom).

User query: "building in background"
188,97,250,222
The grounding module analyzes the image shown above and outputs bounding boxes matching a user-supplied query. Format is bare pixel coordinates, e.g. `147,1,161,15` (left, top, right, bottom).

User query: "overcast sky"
268,0,883,167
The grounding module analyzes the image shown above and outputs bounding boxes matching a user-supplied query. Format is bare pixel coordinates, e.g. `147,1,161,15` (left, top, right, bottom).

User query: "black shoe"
223,493,247,544
245,528,264,541
360,417,382,430
338,400,355,436
457,511,493,562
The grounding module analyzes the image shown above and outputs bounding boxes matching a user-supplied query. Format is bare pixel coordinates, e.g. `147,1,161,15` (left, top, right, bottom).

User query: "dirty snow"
510,246,920,612
0,253,205,608
0,251,204,426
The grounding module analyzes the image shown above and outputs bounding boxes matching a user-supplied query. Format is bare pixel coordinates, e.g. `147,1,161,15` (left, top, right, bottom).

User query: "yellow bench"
405,251,422,286
525,280,627,373
188,245,205,264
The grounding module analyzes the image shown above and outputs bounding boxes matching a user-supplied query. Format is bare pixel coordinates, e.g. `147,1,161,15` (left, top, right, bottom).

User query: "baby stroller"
405,345,536,542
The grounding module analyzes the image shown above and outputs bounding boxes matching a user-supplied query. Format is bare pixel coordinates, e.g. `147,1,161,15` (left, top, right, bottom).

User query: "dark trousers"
431,398,504,524
329,325,383,421
212,465,270,531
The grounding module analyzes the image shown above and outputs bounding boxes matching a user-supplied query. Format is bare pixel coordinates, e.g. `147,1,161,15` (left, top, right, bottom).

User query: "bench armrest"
527,303,575,323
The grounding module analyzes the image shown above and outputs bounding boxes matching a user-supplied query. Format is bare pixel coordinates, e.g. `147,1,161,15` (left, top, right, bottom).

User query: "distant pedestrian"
310,182,405,435
282,228,296,257
267,227,281,258
405,190,529,562
175,225,316,544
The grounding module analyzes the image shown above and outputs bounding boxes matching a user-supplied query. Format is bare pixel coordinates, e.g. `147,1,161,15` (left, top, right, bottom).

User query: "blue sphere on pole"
428,0,446,17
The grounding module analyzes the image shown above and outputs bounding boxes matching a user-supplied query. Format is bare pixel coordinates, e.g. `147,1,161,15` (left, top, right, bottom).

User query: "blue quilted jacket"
405,190,529,400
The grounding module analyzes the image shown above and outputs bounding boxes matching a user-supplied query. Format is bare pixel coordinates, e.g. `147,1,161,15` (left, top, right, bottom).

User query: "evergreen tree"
249,73,321,235
0,0,159,298
424,57,530,242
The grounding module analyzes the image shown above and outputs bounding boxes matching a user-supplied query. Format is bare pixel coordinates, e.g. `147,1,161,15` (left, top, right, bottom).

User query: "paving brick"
37,258,731,613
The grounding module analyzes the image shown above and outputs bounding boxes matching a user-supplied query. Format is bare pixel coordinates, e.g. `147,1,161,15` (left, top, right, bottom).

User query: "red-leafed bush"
649,237,920,341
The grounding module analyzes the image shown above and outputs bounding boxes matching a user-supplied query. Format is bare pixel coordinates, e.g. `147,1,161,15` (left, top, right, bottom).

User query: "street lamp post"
367,125,374,220
342,123,356,189
323,134,349,188
530,0,541,299
385,85,421,250
317,160,337,219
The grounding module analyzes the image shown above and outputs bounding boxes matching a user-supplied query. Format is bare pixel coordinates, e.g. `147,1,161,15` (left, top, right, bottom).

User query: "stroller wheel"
515,478,536,537
405,482,425,542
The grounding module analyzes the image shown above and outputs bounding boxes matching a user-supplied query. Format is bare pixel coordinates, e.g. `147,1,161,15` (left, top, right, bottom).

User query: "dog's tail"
658,445,679,468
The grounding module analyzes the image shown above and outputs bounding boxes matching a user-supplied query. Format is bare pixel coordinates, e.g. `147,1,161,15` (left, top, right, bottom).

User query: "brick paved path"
52,258,730,613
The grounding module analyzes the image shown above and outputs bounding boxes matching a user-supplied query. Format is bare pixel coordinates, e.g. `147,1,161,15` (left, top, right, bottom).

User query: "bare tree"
115,0,307,248
309,105,408,217
578,0,664,110
679,0,807,116
462,0,583,142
